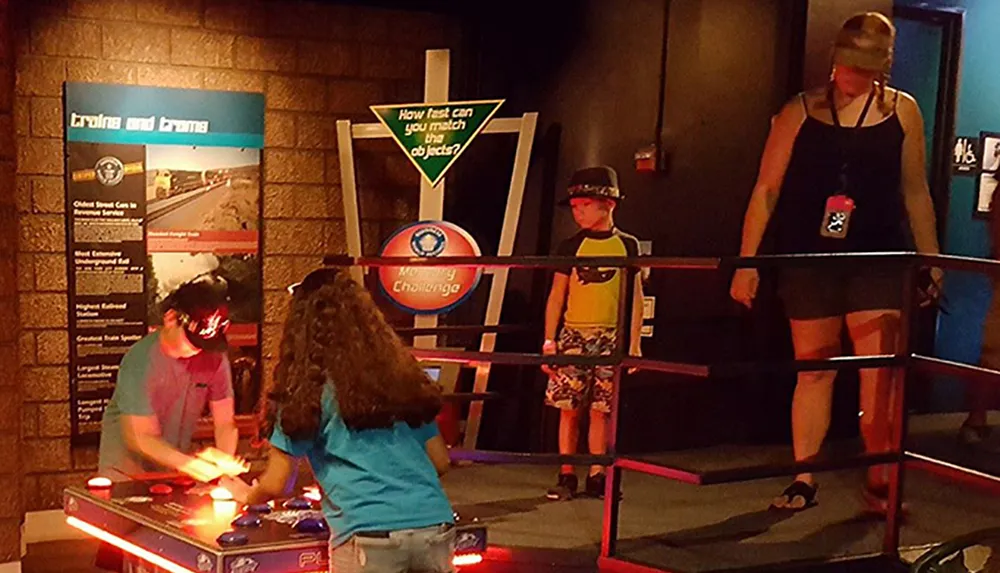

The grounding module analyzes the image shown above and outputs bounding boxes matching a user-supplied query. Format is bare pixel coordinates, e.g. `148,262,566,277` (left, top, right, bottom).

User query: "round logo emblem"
197,554,213,572
95,156,125,187
378,221,482,315
410,226,447,257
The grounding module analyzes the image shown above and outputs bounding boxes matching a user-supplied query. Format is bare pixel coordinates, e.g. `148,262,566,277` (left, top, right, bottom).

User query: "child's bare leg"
560,408,581,475
588,409,608,476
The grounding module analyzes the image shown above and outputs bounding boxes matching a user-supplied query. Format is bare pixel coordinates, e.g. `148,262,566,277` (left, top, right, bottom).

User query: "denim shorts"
330,524,455,573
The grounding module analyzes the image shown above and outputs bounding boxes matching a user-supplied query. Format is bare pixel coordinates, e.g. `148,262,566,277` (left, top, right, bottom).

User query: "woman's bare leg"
845,309,901,488
788,317,843,484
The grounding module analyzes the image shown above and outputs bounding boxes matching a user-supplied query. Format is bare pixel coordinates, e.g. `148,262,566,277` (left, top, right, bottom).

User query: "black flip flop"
770,480,818,512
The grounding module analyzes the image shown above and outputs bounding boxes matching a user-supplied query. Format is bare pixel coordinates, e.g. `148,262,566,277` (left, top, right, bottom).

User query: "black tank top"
770,92,908,255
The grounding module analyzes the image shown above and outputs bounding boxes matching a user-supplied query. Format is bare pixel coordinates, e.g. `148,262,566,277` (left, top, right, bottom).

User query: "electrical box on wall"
634,144,670,173
634,145,658,172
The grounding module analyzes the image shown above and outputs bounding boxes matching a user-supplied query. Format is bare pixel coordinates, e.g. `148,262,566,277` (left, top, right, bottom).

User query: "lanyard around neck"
827,86,877,196
828,85,876,130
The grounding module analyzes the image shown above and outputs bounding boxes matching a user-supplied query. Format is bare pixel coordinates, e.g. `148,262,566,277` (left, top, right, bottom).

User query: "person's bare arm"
544,274,570,342
738,97,807,256
424,434,451,476
210,397,239,456
897,92,941,255
236,446,298,506
122,415,221,481
629,272,644,356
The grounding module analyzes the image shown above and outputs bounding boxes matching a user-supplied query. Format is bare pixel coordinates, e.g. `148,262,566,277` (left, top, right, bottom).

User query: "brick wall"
0,0,23,560
14,0,456,511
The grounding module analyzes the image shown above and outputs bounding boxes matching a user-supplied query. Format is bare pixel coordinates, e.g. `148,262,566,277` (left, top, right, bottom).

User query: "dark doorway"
890,4,963,412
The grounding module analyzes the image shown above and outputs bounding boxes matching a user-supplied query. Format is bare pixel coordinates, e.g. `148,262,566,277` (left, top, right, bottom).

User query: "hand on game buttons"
218,476,253,504
179,457,225,483
196,448,250,477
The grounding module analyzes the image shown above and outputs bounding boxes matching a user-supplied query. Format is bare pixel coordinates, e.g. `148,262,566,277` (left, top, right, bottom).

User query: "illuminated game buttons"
303,485,322,502
216,531,249,547
232,514,261,528
283,498,312,510
293,518,328,534
149,484,173,496
86,477,112,490
246,503,272,514
172,476,195,488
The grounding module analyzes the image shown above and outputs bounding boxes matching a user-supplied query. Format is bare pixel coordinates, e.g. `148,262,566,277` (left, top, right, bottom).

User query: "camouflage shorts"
545,325,618,413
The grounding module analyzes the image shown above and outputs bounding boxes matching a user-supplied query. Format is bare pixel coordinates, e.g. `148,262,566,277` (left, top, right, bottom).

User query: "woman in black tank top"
729,13,942,513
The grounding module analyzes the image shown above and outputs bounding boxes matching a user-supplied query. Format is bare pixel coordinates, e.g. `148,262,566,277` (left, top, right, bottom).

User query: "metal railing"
322,251,1000,573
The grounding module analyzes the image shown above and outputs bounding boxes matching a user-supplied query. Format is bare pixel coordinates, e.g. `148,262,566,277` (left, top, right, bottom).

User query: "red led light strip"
68,515,483,570
66,517,196,573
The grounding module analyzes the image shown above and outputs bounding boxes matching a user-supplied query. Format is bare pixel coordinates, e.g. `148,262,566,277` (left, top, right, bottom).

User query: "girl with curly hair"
223,268,455,573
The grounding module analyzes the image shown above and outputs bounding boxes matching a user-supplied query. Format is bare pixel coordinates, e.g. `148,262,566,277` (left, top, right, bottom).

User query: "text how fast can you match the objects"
370,100,504,187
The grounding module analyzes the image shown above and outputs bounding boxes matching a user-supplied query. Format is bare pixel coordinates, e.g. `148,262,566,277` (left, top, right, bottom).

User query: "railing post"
601,260,632,559
884,258,918,556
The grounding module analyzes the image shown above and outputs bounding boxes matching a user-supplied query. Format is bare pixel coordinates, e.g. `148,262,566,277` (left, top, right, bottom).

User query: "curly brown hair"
262,268,442,441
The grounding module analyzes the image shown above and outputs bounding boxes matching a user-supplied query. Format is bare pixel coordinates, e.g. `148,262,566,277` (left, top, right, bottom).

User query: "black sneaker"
585,473,606,498
546,473,578,500
586,472,623,500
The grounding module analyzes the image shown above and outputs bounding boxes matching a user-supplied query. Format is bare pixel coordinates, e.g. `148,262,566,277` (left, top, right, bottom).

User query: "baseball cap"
163,274,231,353
559,166,623,206
833,12,895,72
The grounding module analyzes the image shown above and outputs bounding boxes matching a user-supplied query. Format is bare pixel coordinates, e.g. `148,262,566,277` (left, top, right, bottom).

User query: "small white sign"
638,240,652,281
642,296,656,320
641,324,654,338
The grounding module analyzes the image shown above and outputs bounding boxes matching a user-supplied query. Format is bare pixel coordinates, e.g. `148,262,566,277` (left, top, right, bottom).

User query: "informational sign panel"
376,221,482,315
65,83,265,443
370,100,504,187
976,131,1000,218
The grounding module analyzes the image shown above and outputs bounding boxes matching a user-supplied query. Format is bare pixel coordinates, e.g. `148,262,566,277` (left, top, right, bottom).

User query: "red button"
172,476,195,488
149,484,173,495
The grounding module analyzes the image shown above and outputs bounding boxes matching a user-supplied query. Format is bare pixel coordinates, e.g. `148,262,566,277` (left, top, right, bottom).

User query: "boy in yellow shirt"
542,166,644,500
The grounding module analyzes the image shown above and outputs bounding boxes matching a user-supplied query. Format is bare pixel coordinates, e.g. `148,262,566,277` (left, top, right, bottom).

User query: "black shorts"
777,265,903,320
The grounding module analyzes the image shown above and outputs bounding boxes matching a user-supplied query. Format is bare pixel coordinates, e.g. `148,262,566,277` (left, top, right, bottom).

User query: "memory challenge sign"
377,221,482,315
65,82,265,443
370,100,503,187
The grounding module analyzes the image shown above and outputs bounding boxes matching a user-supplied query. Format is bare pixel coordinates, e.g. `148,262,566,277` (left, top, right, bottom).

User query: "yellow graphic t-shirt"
556,228,640,328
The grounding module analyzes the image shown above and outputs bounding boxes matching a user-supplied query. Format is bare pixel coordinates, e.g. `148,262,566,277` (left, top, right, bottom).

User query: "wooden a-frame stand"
335,49,538,449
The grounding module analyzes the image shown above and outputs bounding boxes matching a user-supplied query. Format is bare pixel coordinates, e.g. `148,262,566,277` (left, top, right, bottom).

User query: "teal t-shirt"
98,332,233,479
269,386,454,547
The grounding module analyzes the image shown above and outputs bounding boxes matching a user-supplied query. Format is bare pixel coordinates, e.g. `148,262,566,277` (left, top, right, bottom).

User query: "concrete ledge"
23,510,87,544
